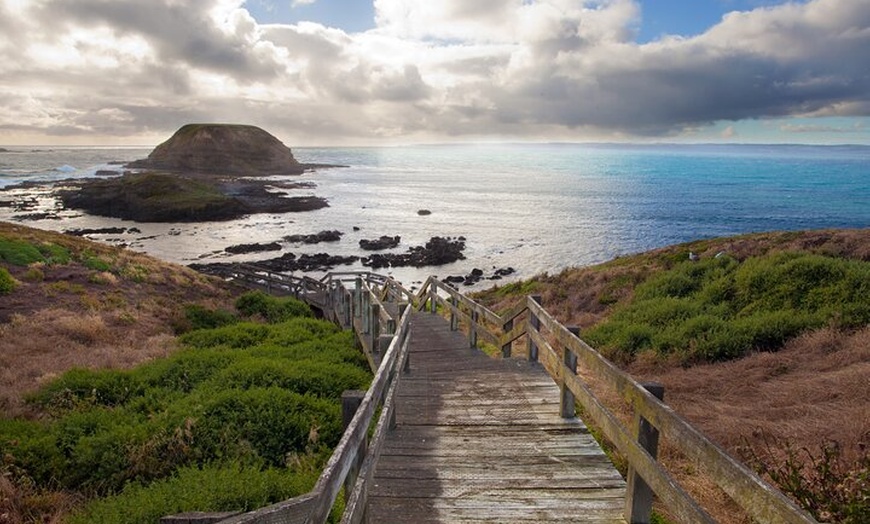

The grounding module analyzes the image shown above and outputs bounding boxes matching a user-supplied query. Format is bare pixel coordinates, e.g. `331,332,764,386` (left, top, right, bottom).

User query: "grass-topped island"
56,124,340,222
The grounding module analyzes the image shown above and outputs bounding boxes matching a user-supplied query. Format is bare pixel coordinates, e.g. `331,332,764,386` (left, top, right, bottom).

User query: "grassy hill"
0,222,369,523
474,228,869,523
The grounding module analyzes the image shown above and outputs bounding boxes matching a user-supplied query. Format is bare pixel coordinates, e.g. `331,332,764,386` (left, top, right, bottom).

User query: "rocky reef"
58,172,327,222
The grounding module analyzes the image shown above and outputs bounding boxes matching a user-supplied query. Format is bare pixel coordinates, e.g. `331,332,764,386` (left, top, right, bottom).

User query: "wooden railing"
416,276,818,524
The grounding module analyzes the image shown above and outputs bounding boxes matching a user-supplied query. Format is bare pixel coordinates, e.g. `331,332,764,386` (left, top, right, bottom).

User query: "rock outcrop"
127,124,304,176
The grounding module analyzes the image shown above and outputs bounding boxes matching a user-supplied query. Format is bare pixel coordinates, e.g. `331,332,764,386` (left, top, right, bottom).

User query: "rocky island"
58,124,331,222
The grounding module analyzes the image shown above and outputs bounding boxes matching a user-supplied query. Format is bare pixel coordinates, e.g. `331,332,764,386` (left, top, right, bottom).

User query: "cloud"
780,122,865,133
292,0,317,6
0,0,868,145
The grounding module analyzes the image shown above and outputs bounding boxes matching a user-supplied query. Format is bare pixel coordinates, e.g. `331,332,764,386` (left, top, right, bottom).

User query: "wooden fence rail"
167,271,816,524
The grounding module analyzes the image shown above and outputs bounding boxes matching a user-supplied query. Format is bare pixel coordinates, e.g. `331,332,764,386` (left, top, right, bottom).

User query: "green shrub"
209,358,370,399
0,238,44,265
137,350,241,393
82,253,112,272
38,243,72,264
184,304,239,331
235,291,312,323
192,388,341,466
27,368,138,414
68,461,320,524
587,252,870,363
180,322,272,349
0,266,17,295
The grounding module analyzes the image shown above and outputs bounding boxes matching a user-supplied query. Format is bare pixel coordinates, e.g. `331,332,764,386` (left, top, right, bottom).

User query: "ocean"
1,143,868,288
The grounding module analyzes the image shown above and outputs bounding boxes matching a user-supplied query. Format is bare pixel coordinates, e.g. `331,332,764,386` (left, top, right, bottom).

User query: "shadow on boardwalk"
367,310,626,523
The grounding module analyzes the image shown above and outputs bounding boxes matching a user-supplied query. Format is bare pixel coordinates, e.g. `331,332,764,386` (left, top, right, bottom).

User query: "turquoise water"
1,143,868,286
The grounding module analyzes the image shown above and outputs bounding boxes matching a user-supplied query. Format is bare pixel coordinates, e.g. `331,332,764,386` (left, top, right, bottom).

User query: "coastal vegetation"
475,228,869,523
0,286,368,523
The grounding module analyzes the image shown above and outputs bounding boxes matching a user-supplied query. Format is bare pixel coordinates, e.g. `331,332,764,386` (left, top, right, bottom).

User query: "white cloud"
0,0,867,145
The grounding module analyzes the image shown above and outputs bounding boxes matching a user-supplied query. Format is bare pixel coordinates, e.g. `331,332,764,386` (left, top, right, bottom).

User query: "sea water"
0,143,868,288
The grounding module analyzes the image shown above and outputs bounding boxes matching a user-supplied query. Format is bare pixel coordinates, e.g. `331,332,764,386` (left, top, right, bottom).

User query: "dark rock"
193,251,359,274
471,268,484,277
225,242,283,254
359,235,401,251
13,213,60,221
284,230,343,244
362,236,465,268
0,148,9,153
353,226,361,231
417,209,432,216
445,275,466,284
127,123,304,176
94,170,119,177
65,227,128,236
129,227,142,234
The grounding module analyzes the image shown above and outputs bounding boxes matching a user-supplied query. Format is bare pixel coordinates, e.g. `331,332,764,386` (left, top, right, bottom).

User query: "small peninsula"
59,124,330,222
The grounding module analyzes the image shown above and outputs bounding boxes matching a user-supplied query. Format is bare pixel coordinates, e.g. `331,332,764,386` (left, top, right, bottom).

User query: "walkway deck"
366,310,627,523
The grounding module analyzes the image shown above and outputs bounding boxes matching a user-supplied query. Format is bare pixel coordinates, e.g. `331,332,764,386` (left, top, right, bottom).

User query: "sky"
0,0,868,146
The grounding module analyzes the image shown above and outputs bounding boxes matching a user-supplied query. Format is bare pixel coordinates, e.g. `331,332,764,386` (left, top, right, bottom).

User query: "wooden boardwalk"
366,310,627,523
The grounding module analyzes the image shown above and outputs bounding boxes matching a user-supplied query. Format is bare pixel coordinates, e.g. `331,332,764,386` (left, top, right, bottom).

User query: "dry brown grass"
0,221,241,418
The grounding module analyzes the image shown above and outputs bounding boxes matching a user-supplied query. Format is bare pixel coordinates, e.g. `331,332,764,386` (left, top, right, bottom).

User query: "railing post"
363,291,371,335
561,327,580,418
371,303,380,354
344,290,351,327
501,318,513,358
449,296,458,331
341,390,366,506
429,283,437,314
354,277,362,323
527,295,542,362
469,310,478,348
625,382,665,524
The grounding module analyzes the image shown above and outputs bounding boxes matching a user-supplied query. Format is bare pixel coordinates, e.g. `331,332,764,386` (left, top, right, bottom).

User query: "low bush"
0,266,17,295
0,238,44,265
192,388,341,466
210,358,371,399
183,304,239,331
27,368,138,414
585,253,870,363
235,291,312,323
67,461,320,524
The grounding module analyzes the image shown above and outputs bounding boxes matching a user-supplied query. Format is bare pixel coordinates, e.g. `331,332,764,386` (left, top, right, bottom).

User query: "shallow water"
1,143,868,288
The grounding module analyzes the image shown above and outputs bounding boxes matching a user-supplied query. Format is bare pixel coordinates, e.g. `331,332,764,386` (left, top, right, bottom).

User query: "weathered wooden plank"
365,495,626,523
